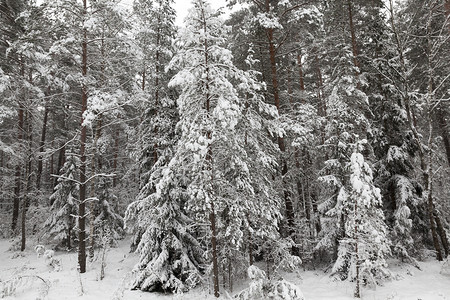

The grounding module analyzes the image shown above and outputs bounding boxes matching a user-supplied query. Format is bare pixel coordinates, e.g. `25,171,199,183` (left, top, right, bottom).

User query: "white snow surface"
1,238,449,299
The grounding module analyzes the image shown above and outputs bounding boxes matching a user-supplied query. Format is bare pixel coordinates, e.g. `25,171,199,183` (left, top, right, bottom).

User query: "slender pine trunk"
78,0,88,273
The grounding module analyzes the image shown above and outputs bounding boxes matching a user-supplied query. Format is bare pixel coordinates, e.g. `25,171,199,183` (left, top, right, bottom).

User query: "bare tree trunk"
201,6,219,296
88,118,102,260
12,105,24,232
314,54,327,150
424,8,443,261
209,207,219,297
49,138,54,191
36,101,49,190
436,109,450,167
78,0,88,274
297,53,305,104
354,195,360,298
445,0,450,32
426,173,442,260
265,0,295,236
12,60,25,232
248,224,253,265
52,144,66,195
113,126,119,187
21,110,33,251
287,64,294,107
347,0,361,88
434,211,449,257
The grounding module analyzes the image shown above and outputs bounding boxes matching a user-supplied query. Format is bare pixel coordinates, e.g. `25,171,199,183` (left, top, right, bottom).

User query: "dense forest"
0,0,449,298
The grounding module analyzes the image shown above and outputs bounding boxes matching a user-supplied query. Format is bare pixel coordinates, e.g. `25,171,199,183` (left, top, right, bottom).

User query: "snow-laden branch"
51,173,116,185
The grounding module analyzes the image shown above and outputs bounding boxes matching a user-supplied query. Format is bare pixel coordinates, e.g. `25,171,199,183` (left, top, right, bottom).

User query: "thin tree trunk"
21,110,33,251
67,218,72,250
53,144,66,194
20,196,27,251
265,0,294,236
78,0,88,274
88,117,102,260
347,0,361,88
209,208,219,297
36,102,49,190
434,211,449,257
142,68,146,91
354,243,360,296
314,54,327,151
152,15,162,166
287,64,294,107
49,139,54,191
425,11,443,261
426,174,442,261
12,60,25,232
248,226,253,265
228,258,233,293
12,106,24,232
297,53,305,104
201,6,219,296
113,127,119,188
436,109,450,167
354,193,360,298
445,0,450,32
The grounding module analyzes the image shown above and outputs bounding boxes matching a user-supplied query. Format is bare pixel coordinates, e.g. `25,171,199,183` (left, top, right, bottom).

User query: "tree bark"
297,53,305,104
265,0,295,236
113,126,119,187
436,109,450,167
347,0,361,88
21,110,33,251
209,208,219,297
201,6,219,296
53,144,66,196
49,139,54,190
424,11,443,261
434,210,449,257
78,0,88,274
354,193,360,298
36,102,49,190
426,174,442,261
12,103,24,232
88,117,102,260
12,60,25,232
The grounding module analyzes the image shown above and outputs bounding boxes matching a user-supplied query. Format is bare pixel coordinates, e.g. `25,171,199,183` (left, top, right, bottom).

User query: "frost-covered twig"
0,275,50,299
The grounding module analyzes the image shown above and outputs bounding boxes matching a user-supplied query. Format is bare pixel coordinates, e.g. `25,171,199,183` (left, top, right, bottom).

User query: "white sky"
174,0,230,26
118,0,233,26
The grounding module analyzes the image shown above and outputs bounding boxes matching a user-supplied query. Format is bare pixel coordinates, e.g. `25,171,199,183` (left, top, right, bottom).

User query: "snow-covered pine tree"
124,0,201,294
126,0,178,252
94,176,124,247
331,143,391,297
128,0,283,295
43,152,79,249
133,0,177,183
168,1,285,295
315,0,373,263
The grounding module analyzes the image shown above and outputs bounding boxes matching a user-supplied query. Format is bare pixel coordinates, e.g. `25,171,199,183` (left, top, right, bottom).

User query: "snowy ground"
0,238,449,300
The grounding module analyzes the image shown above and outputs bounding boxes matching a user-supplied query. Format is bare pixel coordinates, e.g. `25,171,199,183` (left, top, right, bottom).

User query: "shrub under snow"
235,266,305,300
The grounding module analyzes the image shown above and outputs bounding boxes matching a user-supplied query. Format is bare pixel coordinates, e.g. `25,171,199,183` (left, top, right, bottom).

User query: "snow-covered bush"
35,245,45,257
235,266,304,300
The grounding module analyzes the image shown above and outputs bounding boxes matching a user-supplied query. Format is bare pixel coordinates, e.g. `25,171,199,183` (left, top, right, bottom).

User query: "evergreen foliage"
43,153,79,249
